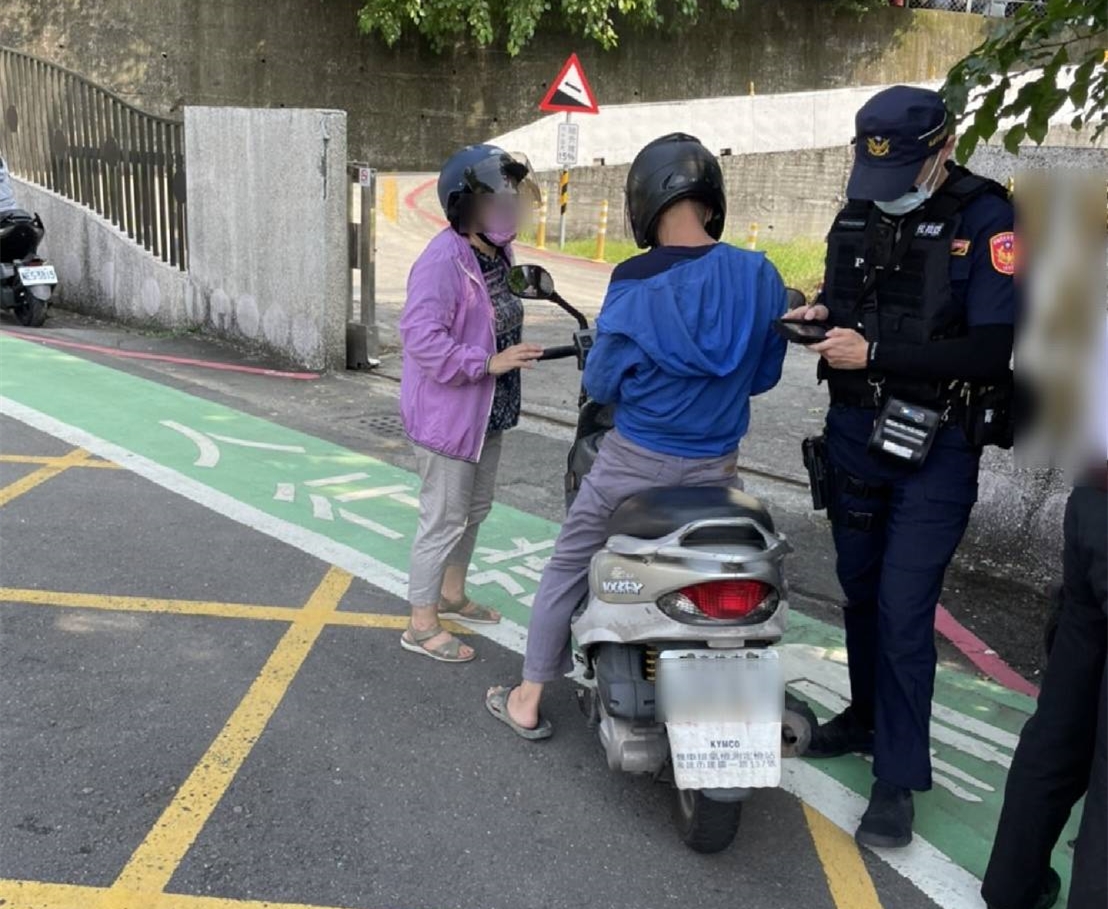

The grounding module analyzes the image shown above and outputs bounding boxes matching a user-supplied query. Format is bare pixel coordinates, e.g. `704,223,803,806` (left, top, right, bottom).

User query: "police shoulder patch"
989,231,1015,275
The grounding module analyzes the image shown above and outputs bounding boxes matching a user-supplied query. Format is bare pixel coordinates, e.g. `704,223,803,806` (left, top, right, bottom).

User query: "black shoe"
805,706,874,758
855,780,914,848
985,868,1061,909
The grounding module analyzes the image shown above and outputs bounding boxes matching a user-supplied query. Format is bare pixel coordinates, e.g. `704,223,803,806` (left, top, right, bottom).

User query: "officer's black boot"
805,705,874,758
856,780,914,848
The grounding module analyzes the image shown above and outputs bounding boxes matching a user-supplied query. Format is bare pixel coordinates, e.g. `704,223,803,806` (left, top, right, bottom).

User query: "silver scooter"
509,264,816,854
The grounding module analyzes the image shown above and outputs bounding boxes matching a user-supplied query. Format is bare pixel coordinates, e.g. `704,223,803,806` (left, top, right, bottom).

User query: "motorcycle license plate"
657,649,783,789
17,265,57,286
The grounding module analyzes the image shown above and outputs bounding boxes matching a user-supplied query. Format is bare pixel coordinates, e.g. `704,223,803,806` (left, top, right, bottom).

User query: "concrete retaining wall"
184,107,349,371
11,176,190,329
5,0,991,170
540,127,1108,244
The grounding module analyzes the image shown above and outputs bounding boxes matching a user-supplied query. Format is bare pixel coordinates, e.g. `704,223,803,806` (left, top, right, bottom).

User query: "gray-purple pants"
522,429,741,683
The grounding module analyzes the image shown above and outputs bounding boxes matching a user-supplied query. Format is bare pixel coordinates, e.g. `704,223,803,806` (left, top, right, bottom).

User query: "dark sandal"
485,685,552,740
439,596,501,625
400,623,475,663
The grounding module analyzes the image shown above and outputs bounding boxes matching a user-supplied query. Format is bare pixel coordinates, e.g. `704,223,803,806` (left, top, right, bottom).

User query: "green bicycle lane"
0,335,1078,906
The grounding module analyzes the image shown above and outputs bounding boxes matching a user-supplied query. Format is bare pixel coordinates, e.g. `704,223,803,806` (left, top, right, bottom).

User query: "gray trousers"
408,433,503,607
522,429,741,683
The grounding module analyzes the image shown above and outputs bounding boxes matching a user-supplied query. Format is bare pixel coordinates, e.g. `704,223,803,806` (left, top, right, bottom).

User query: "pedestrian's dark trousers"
982,483,1107,909
825,405,981,792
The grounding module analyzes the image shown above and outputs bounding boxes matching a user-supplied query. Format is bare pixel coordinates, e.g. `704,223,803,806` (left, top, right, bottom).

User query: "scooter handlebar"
538,345,578,361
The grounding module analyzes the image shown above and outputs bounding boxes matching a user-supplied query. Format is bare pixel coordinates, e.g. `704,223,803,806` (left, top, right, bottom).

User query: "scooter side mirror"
508,264,556,300
785,287,807,311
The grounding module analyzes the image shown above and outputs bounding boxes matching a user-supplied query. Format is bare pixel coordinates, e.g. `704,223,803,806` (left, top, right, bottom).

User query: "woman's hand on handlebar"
488,343,545,376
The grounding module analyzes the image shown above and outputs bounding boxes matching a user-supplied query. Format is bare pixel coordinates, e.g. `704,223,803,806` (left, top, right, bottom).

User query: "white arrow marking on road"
305,472,370,487
510,566,545,583
335,484,411,503
476,538,556,564
310,495,335,521
390,492,421,508
468,570,526,596
338,507,403,540
274,483,295,502
161,420,221,468
208,433,305,454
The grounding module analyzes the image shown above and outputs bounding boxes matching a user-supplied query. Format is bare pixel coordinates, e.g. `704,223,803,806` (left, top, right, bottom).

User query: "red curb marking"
1,330,321,380
935,604,1040,698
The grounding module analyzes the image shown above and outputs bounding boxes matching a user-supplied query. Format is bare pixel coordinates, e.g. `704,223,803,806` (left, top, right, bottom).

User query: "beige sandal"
400,622,475,663
438,596,501,625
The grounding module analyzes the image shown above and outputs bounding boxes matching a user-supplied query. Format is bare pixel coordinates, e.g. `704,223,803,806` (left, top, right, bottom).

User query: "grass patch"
518,233,826,295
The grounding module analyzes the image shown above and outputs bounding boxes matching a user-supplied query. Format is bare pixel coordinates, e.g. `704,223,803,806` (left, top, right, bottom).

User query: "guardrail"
0,46,187,269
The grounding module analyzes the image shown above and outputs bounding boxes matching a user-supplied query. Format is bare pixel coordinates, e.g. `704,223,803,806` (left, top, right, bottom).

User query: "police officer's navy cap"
847,86,952,202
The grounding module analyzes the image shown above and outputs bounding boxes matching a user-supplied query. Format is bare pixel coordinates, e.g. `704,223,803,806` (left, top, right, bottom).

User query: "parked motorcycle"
1,209,56,327
508,263,816,854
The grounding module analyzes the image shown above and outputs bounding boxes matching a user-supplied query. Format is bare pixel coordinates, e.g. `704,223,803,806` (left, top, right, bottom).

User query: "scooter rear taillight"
658,580,776,624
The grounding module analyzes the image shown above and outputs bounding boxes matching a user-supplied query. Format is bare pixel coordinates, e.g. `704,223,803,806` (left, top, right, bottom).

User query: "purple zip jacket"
399,228,513,462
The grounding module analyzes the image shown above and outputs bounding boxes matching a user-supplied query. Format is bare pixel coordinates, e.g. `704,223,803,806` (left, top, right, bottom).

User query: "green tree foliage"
356,0,884,56
943,0,1107,160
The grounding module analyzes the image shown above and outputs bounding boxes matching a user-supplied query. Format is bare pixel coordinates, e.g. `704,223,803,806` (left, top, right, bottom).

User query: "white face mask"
875,154,945,216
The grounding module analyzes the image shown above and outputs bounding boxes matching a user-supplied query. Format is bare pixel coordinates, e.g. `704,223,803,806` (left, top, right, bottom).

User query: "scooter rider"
486,133,788,738
786,86,1017,848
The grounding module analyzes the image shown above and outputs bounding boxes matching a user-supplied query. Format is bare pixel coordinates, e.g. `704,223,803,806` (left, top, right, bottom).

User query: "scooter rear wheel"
14,297,47,327
672,789,742,854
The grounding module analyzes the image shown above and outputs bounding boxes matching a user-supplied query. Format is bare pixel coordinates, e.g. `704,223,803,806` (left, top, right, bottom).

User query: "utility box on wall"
184,107,348,371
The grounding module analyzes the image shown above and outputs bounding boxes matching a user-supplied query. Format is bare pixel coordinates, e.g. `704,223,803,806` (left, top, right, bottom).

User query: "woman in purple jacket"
398,145,543,663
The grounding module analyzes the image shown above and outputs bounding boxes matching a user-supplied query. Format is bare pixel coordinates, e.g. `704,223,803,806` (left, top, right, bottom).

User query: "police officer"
786,85,1017,848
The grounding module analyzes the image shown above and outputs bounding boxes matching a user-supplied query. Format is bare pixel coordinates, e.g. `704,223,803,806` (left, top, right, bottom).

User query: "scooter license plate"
17,265,58,286
657,649,783,789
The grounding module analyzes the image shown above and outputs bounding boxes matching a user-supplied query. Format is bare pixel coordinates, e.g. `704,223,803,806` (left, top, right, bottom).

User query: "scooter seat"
607,486,774,541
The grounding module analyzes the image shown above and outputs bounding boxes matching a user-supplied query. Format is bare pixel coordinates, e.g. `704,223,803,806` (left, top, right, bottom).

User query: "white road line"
274,483,296,503
310,494,335,521
0,395,990,909
389,492,421,508
160,420,220,468
335,484,411,503
782,761,985,907
304,472,370,487
338,507,404,540
208,433,306,454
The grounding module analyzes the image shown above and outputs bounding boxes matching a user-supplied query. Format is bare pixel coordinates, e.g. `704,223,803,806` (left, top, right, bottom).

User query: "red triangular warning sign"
539,53,599,115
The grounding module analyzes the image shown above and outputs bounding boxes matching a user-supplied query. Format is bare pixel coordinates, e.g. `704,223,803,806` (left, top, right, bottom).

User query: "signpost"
540,53,599,249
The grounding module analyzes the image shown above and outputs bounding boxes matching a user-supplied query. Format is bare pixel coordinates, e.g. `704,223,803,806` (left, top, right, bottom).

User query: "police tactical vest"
820,167,1009,407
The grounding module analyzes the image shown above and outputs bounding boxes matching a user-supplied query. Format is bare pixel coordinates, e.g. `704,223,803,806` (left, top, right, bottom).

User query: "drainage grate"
361,414,406,439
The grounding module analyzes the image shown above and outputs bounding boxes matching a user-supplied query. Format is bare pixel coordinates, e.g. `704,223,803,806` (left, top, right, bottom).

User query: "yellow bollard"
380,177,399,223
594,199,610,263
747,222,759,250
535,189,548,250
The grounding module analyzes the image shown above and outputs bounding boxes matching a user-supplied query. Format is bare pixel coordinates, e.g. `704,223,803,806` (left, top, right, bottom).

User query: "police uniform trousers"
825,404,981,792
982,479,1107,909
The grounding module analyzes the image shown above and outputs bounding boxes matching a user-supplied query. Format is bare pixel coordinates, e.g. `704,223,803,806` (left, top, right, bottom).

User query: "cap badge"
866,136,891,158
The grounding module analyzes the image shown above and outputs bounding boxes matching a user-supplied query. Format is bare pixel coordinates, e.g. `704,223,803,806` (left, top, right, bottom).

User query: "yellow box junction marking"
109,567,352,897
0,587,467,634
0,447,98,506
0,877,366,909
803,803,884,909
0,452,120,468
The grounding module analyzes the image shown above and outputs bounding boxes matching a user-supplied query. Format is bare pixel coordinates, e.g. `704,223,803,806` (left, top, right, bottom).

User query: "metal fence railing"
0,46,187,269
901,0,1045,17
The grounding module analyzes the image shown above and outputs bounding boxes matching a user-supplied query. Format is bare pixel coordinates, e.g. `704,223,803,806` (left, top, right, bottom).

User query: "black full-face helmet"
437,144,530,235
626,133,726,248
